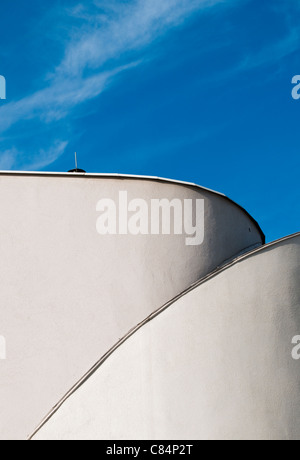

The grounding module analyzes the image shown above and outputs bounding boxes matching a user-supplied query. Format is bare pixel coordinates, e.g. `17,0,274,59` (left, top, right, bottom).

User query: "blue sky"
0,0,299,242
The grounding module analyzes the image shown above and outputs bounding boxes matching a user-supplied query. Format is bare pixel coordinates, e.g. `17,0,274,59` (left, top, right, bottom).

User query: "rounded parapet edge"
0,171,265,244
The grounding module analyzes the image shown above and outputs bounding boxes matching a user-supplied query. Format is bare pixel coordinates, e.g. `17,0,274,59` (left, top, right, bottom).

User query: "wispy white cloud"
0,0,227,170
0,148,18,170
1,0,298,173
237,26,300,72
1,0,224,130
198,20,300,89
0,141,68,172
0,61,138,132
23,140,69,171
0,0,228,170
55,0,225,79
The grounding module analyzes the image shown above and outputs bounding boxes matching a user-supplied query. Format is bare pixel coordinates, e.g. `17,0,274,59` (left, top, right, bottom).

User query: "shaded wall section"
32,234,300,440
0,173,263,440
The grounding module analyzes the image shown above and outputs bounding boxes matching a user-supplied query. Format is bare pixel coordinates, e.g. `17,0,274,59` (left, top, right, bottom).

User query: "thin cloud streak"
0,148,18,170
0,0,223,135
238,26,300,72
55,0,225,79
0,141,69,172
0,0,226,170
0,62,138,131
23,140,69,171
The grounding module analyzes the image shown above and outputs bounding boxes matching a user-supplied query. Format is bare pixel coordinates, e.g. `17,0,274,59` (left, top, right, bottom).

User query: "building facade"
0,172,298,440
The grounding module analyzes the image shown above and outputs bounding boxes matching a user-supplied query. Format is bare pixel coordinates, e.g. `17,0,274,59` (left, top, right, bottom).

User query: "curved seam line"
28,231,299,439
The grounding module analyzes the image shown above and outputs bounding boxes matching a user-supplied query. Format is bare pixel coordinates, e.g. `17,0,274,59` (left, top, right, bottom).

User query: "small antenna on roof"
67,152,86,173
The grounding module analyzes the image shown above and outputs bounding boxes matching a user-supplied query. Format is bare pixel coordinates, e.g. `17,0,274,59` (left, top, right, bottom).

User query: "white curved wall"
32,234,300,440
0,173,263,440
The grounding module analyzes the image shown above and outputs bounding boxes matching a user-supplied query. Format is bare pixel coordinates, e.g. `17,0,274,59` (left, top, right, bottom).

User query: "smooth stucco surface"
32,235,300,440
0,173,263,440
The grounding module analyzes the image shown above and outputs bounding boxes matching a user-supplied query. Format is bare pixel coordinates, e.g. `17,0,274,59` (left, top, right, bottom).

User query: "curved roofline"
0,170,265,244
28,231,299,440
